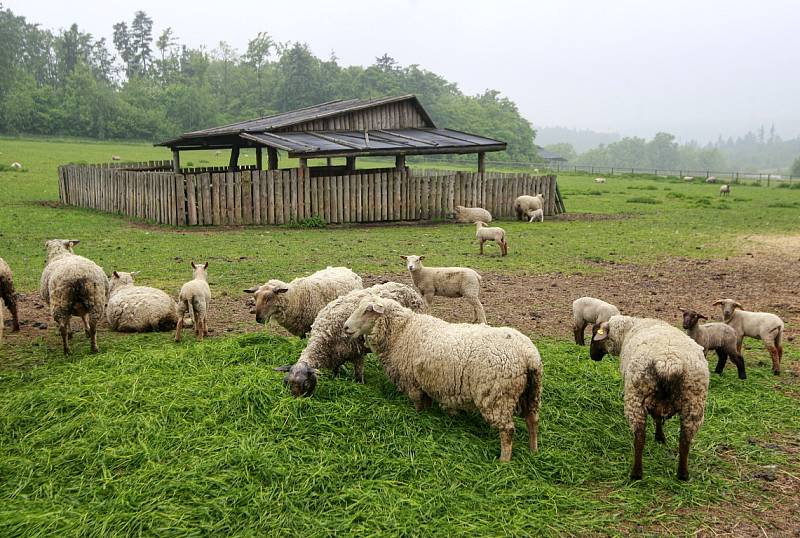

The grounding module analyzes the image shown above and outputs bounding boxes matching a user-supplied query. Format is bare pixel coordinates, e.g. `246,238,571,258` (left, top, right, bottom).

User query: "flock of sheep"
0,189,787,482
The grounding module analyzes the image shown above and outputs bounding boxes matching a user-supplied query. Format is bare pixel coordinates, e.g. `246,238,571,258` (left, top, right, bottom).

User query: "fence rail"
58,163,564,226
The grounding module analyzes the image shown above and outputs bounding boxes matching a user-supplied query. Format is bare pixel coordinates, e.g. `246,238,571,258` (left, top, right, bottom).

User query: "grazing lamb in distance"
594,177,606,184
713,299,784,374
245,267,362,337
401,255,486,324
10,162,22,170
719,184,730,196
680,308,745,379
475,221,508,256
343,296,543,462
526,208,544,222
453,205,492,224
40,239,109,354
175,262,211,342
107,271,178,332
513,194,544,221
111,155,121,161
572,296,620,345
0,258,20,341
590,315,709,481
705,176,717,183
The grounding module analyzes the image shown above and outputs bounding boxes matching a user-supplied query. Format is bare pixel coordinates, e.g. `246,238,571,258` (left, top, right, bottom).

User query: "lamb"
594,177,606,184
343,296,543,462
713,299,784,374
175,262,211,342
107,271,178,332
401,255,486,324
705,176,717,183
453,205,492,224
680,308,745,379
571,296,620,345
475,221,508,256
0,257,20,342
526,208,544,223
274,282,425,397
590,315,709,481
719,184,730,196
10,162,22,170
683,176,694,181
245,266,362,337
111,155,121,161
513,194,545,221
39,239,109,354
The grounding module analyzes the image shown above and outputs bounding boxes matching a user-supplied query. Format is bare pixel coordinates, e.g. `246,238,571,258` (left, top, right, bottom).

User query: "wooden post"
256,147,263,170
396,154,406,170
346,156,356,172
172,149,181,172
267,147,278,170
477,152,485,174
326,157,332,167
299,157,308,170
229,146,240,171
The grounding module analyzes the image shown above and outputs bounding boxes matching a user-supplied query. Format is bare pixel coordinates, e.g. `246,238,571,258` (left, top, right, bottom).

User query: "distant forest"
0,7,537,161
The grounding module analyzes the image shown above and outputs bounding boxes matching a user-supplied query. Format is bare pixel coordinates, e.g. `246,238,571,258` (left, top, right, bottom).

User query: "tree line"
0,7,538,161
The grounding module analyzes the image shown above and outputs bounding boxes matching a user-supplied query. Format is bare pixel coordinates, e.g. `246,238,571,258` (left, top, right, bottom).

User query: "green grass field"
1,136,798,535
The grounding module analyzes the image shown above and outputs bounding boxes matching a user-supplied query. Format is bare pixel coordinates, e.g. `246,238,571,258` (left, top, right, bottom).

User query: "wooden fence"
58,163,564,226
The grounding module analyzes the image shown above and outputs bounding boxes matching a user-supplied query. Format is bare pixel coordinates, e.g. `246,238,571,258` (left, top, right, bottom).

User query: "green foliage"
625,196,661,204
776,182,800,189
574,133,727,171
285,215,327,228
791,156,800,176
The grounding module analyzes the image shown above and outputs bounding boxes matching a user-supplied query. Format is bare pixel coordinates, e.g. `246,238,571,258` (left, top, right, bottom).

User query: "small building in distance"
535,145,568,164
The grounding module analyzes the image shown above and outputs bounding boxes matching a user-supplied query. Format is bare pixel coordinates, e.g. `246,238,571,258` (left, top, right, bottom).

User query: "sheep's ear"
698,313,708,320
367,302,385,314
112,271,120,278
130,271,140,276
712,299,724,306
203,262,209,269
243,286,259,294
733,302,743,310
274,287,289,294
191,261,197,269
592,323,609,342
273,364,293,372
400,255,408,260
678,307,686,313
418,255,425,261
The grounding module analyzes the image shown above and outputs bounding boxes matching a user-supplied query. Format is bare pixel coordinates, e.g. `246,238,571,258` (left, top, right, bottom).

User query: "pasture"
1,137,799,535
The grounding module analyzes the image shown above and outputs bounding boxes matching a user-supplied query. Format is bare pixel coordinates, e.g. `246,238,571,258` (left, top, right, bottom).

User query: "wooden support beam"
326,157,332,167
395,154,406,170
229,146,240,171
256,147,263,170
299,157,308,170
172,149,181,172
346,156,356,172
477,152,486,174
267,147,278,170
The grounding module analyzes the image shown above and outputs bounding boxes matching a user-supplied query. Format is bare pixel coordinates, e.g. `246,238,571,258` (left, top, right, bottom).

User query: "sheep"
0,257,20,341
39,239,109,355
175,262,211,342
679,308,745,379
590,315,709,481
343,296,543,462
111,155,121,161
719,184,730,196
705,176,717,183
594,177,606,184
10,162,22,170
453,205,492,224
571,296,620,345
683,176,694,181
106,271,178,332
274,282,426,397
245,267,362,337
475,221,508,256
526,208,544,223
713,299,784,374
401,255,486,324
513,194,544,221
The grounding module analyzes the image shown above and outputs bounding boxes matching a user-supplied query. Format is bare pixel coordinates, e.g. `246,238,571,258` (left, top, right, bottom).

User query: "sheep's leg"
174,316,184,342
470,297,487,324
573,322,587,345
713,349,728,375
653,415,666,443
767,344,780,375
411,391,432,412
81,314,92,337
677,420,695,481
196,315,204,342
729,352,747,379
58,318,71,355
479,239,485,255
525,409,539,452
87,317,99,353
499,427,515,462
8,298,19,332
353,357,365,383
631,421,646,480
501,240,508,256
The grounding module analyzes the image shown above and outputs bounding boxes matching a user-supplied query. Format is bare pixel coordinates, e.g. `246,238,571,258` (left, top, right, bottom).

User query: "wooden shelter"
156,95,506,174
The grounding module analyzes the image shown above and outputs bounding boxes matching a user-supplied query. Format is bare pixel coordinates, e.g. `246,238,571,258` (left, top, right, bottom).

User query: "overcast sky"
8,0,800,142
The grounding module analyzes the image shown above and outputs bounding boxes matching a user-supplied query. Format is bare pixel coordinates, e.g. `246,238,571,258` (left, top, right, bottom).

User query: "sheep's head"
589,322,611,361
45,239,80,260
109,270,138,294
343,298,387,338
274,363,319,398
400,255,424,272
190,261,209,281
475,221,487,229
713,299,742,322
244,280,290,324
679,308,706,330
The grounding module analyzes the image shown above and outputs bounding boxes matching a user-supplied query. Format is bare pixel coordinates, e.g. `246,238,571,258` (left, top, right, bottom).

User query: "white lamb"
107,271,178,332
526,208,544,223
343,296,543,462
594,177,606,184
713,299,784,374
719,184,730,196
572,296,620,345
453,205,492,224
175,262,211,342
246,266,362,337
401,255,486,324
475,221,508,256
10,162,22,170
590,315,709,481
513,194,544,221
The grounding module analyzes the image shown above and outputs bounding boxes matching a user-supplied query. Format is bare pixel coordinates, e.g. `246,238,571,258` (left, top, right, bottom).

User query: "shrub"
284,215,327,228
665,191,686,199
625,196,661,204
776,182,800,189
766,201,799,208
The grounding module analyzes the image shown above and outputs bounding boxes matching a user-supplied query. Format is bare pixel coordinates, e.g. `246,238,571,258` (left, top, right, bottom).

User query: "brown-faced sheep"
679,308,745,379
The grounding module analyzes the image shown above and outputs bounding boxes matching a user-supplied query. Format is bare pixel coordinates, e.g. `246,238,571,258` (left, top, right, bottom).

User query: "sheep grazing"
571,296,620,345
713,299,784,374
719,184,730,196
111,155,121,161
39,240,109,355
705,176,717,183
274,282,425,397
343,296,543,462
0,258,20,341
401,255,486,324
175,262,211,342
680,308,745,379
107,271,178,332
10,162,22,170
590,315,709,481
453,205,492,224
594,177,606,184
683,176,694,181
245,267,362,337
513,194,544,221
526,208,544,223
475,221,508,256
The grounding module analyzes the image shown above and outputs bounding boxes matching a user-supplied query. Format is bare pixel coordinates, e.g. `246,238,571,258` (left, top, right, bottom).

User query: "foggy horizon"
7,0,799,144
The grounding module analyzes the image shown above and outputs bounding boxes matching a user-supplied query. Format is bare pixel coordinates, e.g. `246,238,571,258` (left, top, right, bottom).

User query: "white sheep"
274,282,426,397
705,176,717,183
0,257,20,342
453,205,492,224
594,177,606,184
475,221,508,256
175,262,211,342
713,299,784,374
679,308,745,379
10,162,22,170
526,208,544,223
683,176,694,181
107,271,178,332
513,194,544,221
572,296,620,345
343,296,543,462
590,315,709,481
401,255,486,324
111,155,121,161
39,239,109,354
719,184,730,196
245,266,362,337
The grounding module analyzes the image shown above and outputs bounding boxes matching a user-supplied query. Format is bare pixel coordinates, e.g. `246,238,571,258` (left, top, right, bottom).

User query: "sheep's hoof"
630,470,642,481
738,373,747,380
677,470,689,481
772,370,780,376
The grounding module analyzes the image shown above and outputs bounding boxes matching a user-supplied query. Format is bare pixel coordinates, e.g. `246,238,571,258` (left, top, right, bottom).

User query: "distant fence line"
57,162,565,227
